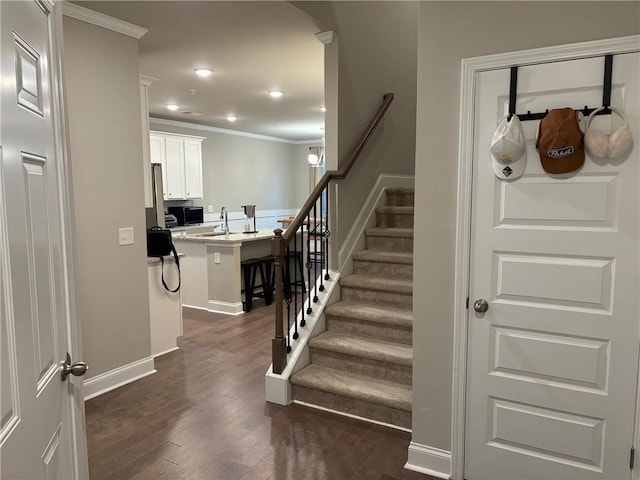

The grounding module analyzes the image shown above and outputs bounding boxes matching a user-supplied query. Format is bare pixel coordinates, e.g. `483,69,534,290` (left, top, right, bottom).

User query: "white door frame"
451,34,640,480
1,1,88,476
49,2,89,477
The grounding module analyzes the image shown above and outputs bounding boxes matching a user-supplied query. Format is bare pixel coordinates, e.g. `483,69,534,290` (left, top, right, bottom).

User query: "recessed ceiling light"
269,90,284,98
194,68,214,77
320,106,326,112
226,115,237,122
166,104,180,111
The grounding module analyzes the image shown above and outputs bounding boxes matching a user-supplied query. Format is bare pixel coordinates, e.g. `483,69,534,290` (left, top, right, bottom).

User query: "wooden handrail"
271,92,395,374
281,93,395,244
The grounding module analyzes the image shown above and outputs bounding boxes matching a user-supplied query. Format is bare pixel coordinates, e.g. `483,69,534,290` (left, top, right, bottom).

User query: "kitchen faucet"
220,206,229,236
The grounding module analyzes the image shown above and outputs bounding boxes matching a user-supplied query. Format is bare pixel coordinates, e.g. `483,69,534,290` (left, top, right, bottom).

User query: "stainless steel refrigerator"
145,163,165,229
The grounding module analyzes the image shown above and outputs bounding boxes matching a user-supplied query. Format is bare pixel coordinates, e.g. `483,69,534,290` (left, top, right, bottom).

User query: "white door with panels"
1,1,88,478
465,52,640,479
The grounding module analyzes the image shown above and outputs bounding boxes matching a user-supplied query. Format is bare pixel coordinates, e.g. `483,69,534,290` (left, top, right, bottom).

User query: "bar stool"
285,250,306,293
241,256,274,312
268,251,306,298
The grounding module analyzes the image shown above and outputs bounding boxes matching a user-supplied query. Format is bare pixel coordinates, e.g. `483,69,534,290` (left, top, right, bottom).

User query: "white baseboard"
405,442,451,479
83,356,156,401
338,174,414,271
207,300,244,316
294,400,411,433
152,346,179,358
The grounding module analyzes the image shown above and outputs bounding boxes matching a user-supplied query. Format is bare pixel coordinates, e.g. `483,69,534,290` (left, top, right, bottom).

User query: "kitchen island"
173,229,276,315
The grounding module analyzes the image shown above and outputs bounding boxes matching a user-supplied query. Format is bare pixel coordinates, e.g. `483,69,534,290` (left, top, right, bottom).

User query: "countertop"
173,229,276,244
147,252,185,265
168,222,219,233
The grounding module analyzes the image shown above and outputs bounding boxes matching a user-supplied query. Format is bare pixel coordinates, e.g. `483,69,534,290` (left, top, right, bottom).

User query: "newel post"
271,228,287,374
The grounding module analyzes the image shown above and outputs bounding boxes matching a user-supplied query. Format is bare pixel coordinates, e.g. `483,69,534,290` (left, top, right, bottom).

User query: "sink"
195,232,239,237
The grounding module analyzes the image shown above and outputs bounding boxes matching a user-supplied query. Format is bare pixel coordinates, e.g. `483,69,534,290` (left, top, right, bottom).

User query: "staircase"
290,187,414,429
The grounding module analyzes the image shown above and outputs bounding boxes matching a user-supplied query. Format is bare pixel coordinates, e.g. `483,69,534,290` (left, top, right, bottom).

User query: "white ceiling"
75,1,325,142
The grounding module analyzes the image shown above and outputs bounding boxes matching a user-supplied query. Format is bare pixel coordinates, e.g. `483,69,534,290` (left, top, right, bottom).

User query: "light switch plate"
207,205,214,213
119,227,134,246
214,252,220,264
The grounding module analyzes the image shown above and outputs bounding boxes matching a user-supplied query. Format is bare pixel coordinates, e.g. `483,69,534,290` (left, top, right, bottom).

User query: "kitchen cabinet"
183,139,203,199
149,131,204,200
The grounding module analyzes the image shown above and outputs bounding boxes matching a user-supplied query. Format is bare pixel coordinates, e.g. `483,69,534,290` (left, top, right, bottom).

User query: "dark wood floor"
85,300,434,480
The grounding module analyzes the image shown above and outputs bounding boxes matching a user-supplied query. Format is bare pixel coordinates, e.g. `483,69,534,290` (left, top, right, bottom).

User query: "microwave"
167,206,204,226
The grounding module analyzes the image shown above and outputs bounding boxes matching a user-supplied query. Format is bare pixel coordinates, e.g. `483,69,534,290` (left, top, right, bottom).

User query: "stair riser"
292,386,411,429
310,348,412,386
386,191,414,207
365,235,413,253
326,316,413,345
341,286,412,309
353,259,413,280
376,213,414,229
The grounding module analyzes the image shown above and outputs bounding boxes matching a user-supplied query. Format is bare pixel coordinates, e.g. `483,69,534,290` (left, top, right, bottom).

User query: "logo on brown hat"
536,108,585,174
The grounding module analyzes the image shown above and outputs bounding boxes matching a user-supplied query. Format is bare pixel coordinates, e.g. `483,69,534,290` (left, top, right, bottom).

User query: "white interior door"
465,52,640,479
1,1,88,478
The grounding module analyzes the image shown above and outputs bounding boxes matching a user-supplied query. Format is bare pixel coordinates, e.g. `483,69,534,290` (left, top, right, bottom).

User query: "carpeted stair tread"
364,227,414,238
310,331,412,366
352,250,413,265
291,364,412,412
340,274,413,294
386,187,415,194
387,187,414,193
325,301,412,329
376,206,414,215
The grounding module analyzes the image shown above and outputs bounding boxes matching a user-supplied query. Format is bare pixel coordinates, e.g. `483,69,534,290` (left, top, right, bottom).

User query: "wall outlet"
118,227,134,246
207,205,214,213
214,252,220,264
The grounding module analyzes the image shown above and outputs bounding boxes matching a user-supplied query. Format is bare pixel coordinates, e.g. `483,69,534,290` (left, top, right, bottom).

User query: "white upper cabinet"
149,133,167,195
149,131,205,200
164,136,185,200
183,139,203,199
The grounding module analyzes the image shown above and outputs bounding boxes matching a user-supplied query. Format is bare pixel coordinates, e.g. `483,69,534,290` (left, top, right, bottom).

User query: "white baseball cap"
490,115,527,180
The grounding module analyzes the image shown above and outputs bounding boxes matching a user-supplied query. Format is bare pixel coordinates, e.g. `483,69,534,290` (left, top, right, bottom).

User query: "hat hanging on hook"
490,114,527,180
584,106,633,159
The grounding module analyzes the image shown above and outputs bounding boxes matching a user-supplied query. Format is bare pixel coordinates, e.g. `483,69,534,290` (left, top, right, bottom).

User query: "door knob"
60,352,88,381
473,298,489,313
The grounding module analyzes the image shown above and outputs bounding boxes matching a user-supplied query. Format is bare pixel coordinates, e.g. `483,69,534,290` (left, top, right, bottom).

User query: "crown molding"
315,30,336,46
38,0,55,13
139,75,158,87
61,3,148,39
149,117,322,145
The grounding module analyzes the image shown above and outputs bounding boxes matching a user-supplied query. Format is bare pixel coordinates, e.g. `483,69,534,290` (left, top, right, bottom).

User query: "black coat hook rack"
508,54,613,121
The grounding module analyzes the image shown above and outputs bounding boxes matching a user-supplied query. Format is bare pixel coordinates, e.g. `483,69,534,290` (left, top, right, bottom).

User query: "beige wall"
149,121,313,213
63,17,151,379
294,1,419,246
414,2,640,451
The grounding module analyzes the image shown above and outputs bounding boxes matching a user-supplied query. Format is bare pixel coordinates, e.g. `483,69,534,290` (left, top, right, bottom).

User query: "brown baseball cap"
536,108,585,174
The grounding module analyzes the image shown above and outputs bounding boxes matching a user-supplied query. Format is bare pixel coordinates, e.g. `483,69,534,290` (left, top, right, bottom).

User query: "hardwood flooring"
85,301,434,480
